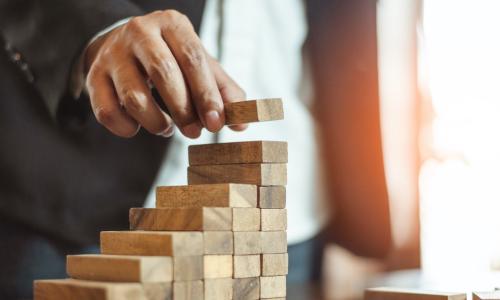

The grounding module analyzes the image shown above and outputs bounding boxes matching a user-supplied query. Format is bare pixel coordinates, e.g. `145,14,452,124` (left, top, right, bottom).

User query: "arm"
0,0,143,117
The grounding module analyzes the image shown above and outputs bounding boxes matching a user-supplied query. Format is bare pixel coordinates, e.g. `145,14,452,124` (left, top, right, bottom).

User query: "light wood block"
473,291,500,300
224,98,284,125
203,255,233,279
261,231,287,254
156,183,256,208
188,163,287,186
233,208,261,231
204,278,233,300
233,277,260,300
258,186,286,209
188,141,287,166
66,254,172,283
260,276,286,299
129,207,231,231
173,280,203,300
234,232,262,255
34,279,172,300
203,231,233,255
172,256,203,281
365,287,467,300
261,253,288,276
234,255,261,278
261,209,287,231
100,231,202,256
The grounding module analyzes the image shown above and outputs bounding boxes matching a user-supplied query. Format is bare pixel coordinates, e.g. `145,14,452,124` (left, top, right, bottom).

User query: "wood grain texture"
142,283,173,300
234,255,261,278
261,253,288,276
258,186,286,209
173,280,203,300
129,207,231,231
188,163,287,186
473,292,500,300
261,209,287,231
365,288,467,300
173,256,203,281
204,278,233,300
260,276,287,299
261,231,287,254
156,184,256,208
233,277,260,300
203,231,233,254
203,255,233,279
234,232,262,255
34,279,149,300
233,208,261,232
100,231,202,256
66,254,172,283
224,98,284,125
188,141,287,166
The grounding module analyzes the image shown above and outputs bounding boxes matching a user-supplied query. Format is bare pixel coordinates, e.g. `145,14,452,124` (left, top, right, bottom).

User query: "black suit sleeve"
0,0,143,118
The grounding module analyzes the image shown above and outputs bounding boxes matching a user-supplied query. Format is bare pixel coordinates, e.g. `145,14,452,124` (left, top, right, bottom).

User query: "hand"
84,10,247,138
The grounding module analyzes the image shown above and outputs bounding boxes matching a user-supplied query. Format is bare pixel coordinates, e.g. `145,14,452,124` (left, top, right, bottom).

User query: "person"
0,0,392,298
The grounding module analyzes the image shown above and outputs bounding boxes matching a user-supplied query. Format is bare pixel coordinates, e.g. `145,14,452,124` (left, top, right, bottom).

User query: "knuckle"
181,43,204,70
120,90,147,113
148,55,175,82
126,17,147,35
163,9,186,23
94,106,118,126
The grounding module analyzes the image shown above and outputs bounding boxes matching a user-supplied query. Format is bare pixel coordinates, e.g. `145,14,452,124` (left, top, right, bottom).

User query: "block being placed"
203,255,233,279
100,231,202,256
224,98,284,125
203,231,233,255
233,208,261,231
233,277,260,300
261,253,288,276
234,255,261,278
258,186,286,209
261,231,287,254
260,276,286,299
473,291,500,300
129,207,231,231
365,287,467,300
173,256,203,281
188,163,287,186
188,141,287,166
261,209,287,231
156,183,256,208
173,280,203,300
66,254,172,282
234,232,262,255
204,278,233,300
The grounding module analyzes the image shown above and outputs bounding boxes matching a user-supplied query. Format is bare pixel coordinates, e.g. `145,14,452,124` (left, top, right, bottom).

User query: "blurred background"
316,0,500,298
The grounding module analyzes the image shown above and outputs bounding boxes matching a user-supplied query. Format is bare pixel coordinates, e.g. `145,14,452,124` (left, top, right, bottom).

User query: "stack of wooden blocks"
34,98,288,300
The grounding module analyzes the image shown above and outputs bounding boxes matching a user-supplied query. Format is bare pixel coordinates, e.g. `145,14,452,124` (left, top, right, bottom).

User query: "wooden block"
204,278,233,300
473,291,500,300
173,280,203,300
156,183,256,208
129,207,231,231
188,141,287,166
234,232,262,255
260,276,286,299
234,255,261,278
203,231,233,254
173,256,203,281
261,253,288,276
66,254,172,283
261,231,287,254
261,209,287,231
203,255,233,278
142,283,173,300
34,279,148,300
233,277,260,300
365,287,467,300
188,163,287,186
100,231,202,256
258,186,286,208
233,208,261,231
224,98,284,125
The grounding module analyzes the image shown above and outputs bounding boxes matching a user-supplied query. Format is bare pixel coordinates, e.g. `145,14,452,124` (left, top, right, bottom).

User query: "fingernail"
158,125,175,138
204,110,221,132
182,122,202,138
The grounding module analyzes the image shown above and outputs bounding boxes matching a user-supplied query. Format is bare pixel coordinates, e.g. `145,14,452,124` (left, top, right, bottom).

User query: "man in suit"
0,0,392,298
